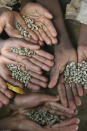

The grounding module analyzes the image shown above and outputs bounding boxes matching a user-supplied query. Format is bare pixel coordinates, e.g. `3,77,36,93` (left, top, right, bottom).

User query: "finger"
6,76,24,88
76,84,84,97
45,102,74,115
48,65,59,88
43,24,58,44
2,38,40,50
52,118,80,128
27,82,40,91
66,84,76,110
15,12,38,41
58,83,68,107
34,30,43,41
0,101,3,108
39,28,51,44
32,54,54,66
29,57,51,71
0,79,13,98
35,50,54,60
53,125,78,131
2,52,42,74
22,59,42,74
0,92,10,105
41,18,57,37
38,40,44,46
30,78,47,88
29,71,48,82
72,83,81,106
49,109,72,118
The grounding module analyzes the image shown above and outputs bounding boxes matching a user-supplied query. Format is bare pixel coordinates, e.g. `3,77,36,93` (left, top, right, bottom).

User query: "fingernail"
76,126,78,130
77,119,80,124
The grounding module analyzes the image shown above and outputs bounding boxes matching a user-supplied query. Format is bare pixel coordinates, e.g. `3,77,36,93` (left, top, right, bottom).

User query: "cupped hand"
14,93,75,117
0,8,40,43
0,56,49,90
21,2,58,45
0,115,79,131
48,39,83,110
1,38,54,73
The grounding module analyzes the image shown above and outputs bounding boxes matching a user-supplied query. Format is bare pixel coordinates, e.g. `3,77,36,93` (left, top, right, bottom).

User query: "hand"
0,94,79,131
0,77,13,107
0,8,39,43
1,38,54,73
21,2,58,45
0,56,49,90
0,115,79,131
13,93,76,117
48,38,82,110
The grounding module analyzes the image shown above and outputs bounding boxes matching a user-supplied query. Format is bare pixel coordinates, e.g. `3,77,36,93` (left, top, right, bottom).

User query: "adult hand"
0,8,39,43
1,38,54,72
0,115,79,131
48,38,82,110
0,94,79,131
21,2,57,45
0,56,49,90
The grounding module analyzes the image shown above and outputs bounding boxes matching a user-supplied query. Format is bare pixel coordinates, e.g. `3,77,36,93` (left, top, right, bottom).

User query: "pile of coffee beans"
16,22,32,38
64,61,87,89
11,47,35,56
27,108,60,126
7,64,31,87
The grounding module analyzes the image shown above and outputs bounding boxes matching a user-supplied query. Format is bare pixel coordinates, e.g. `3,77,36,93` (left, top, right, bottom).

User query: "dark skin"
0,93,79,131
37,0,83,110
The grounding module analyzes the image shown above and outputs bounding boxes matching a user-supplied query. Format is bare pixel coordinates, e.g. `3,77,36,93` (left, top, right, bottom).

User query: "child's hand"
21,2,58,45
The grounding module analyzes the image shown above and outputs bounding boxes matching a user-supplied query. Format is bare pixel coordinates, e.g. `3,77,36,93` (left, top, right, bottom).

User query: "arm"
37,0,82,110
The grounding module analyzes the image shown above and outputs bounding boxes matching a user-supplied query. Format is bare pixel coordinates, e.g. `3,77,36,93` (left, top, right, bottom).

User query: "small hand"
21,2,58,45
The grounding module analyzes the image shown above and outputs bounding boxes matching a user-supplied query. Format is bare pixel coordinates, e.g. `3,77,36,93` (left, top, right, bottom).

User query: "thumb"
48,65,59,88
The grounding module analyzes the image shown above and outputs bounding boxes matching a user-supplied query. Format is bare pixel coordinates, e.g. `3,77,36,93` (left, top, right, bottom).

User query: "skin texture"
0,94,79,131
21,2,57,45
37,0,82,110
0,5,57,45
0,55,52,91
1,38,54,72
